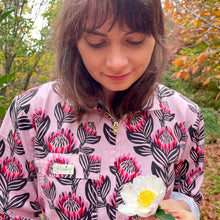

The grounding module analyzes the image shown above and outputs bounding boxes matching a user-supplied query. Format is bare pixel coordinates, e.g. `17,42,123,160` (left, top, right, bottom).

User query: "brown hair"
54,0,169,120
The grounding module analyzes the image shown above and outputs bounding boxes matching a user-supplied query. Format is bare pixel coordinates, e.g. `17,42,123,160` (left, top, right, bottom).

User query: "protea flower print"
62,104,75,116
152,127,177,155
26,160,37,181
46,129,77,153
83,122,97,136
186,168,202,185
114,154,142,184
0,157,25,182
56,192,89,219
46,155,70,177
118,174,166,218
126,113,148,132
31,108,47,131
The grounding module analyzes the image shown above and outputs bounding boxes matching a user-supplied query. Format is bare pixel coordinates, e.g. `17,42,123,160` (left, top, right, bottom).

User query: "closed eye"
126,39,145,46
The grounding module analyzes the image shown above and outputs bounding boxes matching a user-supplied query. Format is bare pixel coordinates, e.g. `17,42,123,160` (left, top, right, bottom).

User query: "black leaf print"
50,182,57,202
77,123,86,145
36,116,51,145
7,131,15,156
85,180,98,206
19,89,38,107
106,203,116,220
0,173,7,192
126,131,148,144
167,148,180,164
7,179,27,192
30,201,41,210
152,162,166,184
9,99,17,129
103,123,116,145
174,123,186,142
85,136,101,145
164,113,175,122
7,193,29,209
89,163,101,173
188,105,197,114
17,116,33,130
56,177,76,186
0,140,5,157
35,145,48,159
100,176,111,200
190,148,199,163
184,180,196,192
142,114,154,137
80,147,95,155
109,166,116,175
159,87,175,99
133,145,151,157
79,154,89,173
56,209,69,220
152,146,168,167
63,115,76,124
54,102,65,129
42,186,51,199
167,170,175,186
176,160,189,179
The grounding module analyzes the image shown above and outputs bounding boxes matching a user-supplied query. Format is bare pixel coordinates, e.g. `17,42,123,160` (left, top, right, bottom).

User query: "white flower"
118,173,166,217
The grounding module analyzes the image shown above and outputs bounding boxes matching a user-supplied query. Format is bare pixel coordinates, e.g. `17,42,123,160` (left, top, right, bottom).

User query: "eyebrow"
85,30,139,37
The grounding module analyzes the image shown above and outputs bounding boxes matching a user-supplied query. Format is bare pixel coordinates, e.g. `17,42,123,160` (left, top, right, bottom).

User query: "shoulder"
10,81,65,115
156,84,200,112
154,84,203,127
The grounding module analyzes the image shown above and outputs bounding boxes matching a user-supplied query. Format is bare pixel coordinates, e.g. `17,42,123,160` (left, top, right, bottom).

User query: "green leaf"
0,72,16,88
154,209,175,220
0,9,14,22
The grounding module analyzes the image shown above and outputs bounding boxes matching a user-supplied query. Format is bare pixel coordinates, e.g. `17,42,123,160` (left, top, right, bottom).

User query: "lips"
105,72,130,81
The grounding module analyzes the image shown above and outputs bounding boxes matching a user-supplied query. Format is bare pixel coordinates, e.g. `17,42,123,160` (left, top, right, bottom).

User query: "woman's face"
77,21,155,100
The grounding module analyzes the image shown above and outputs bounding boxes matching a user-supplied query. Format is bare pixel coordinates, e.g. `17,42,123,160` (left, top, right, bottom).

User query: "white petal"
121,183,138,204
117,204,136,216
133,176,146,193
136,205,157,217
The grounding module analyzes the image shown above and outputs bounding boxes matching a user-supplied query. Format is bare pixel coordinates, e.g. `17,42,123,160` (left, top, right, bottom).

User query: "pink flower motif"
56,192,89,219
114,154,142,184
174,160,185,175
84,122,97,136
88,154,101,165
109,191,117,209
62,104,75,116
0,157,25,182
152,127,177,155
194,146,204,157
31,108,47,131
126,113,148,132
186,168,202,184
13,132,22,147
46,155,70,177
159,103,171,114
46,129,77,153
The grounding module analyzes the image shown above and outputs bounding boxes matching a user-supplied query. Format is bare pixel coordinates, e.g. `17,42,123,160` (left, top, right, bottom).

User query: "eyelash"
87,39,145,49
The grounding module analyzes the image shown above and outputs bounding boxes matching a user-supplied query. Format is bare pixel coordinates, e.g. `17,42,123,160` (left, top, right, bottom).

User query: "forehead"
81,0,153,34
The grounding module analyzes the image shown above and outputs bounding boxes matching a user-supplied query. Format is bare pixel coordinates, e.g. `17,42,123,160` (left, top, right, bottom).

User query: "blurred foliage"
163,0,220,100
0,0,62,118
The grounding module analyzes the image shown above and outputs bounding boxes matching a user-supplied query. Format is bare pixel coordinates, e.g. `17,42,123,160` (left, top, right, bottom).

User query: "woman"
0,0,204,219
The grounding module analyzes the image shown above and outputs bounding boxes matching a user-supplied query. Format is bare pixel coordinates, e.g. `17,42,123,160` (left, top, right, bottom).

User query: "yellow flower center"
137,190,156,207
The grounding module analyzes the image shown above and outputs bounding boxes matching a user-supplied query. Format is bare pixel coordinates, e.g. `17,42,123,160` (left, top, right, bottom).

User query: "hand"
164,209,197,220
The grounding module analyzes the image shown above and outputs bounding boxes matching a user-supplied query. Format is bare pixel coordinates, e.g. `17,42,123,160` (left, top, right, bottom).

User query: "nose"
106,46,128,72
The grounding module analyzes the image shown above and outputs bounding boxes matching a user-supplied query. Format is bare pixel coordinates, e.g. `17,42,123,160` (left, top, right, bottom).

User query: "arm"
0,93,41,219
161,107,205,220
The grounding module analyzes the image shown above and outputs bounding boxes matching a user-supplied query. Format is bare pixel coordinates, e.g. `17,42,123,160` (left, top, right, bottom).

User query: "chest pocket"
36,153,102,180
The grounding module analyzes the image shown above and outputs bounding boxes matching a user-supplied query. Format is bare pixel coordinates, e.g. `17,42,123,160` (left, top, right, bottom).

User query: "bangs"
80,0,154,34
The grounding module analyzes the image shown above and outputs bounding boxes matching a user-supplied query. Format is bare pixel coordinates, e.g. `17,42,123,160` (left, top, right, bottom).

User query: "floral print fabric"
0,82,205,219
